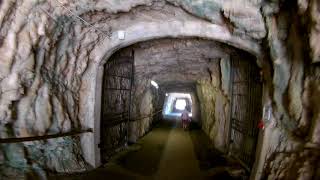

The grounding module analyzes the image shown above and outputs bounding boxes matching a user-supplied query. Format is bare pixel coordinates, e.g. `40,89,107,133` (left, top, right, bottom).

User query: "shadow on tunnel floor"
48,120,248,180
115,123,172,176
188,122,249,180
48,122,173,180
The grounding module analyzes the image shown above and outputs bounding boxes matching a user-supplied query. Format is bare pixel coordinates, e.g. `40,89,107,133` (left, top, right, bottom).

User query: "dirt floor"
50,120,248,180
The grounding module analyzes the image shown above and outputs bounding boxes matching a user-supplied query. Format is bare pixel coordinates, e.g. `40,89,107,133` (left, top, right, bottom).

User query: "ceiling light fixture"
150,80,159,89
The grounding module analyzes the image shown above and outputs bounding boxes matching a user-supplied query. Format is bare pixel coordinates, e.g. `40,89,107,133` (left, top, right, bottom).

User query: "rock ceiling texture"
0,0,320,179
133,38,247,84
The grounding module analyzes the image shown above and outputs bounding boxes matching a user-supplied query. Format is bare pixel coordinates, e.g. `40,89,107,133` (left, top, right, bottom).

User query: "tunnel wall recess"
100,49,134,163
228,57,263,169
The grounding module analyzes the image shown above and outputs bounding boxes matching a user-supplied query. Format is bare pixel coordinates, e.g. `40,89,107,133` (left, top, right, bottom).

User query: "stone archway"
79,20,263,167
0,0,318,179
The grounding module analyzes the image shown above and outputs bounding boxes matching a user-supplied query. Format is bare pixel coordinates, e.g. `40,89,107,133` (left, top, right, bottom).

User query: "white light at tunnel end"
175,99,187,110
150,80,159,89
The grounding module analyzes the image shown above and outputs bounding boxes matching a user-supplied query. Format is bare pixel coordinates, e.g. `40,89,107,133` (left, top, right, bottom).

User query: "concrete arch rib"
81,20,261,168
93,21,261,66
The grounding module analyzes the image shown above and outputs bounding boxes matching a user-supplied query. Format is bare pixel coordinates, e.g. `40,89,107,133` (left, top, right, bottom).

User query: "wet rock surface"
188,123,248,180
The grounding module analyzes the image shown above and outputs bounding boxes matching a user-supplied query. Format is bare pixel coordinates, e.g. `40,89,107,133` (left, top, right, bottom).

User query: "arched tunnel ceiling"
0,0,265,91
160,81,196,93
1,1,319,177
130,38,253,84
0,0,263,167
43,0,266,43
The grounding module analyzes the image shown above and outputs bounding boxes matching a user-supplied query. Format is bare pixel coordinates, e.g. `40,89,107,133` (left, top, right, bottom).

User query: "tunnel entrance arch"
85,35,264,173
94,38,264,168
79,10,265,168
99,50,134,163
228,58,262,169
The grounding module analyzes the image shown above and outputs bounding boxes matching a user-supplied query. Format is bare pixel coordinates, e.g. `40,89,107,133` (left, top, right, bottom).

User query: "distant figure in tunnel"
181,108,190,130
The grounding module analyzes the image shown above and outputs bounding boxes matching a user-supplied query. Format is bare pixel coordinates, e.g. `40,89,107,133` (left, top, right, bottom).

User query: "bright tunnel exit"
175,99,187,110
163,93,192,120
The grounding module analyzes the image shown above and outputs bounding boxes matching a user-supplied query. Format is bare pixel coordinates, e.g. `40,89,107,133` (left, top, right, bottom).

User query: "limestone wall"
129,79,155,143
0,0,319,179
252,1,320,179
0,1,264,172
196,52,257,153
196,59,230,152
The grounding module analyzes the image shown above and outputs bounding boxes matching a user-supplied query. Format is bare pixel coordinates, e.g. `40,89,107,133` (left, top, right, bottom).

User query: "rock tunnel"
0,0,320,179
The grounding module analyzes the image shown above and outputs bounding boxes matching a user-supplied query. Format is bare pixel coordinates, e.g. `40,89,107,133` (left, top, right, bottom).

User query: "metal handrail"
0,110,163,144
102,110,163,127
0,129,93,144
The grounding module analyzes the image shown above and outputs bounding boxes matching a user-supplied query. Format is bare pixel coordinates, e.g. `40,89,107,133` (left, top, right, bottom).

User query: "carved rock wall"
254,1,320,179
0,0,319,179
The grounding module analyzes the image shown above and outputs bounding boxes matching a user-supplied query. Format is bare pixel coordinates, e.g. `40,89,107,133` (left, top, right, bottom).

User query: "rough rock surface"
254,1,320,180
133,38,234,83
121,38,238,144
196,50,257,153
0,0,319,179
